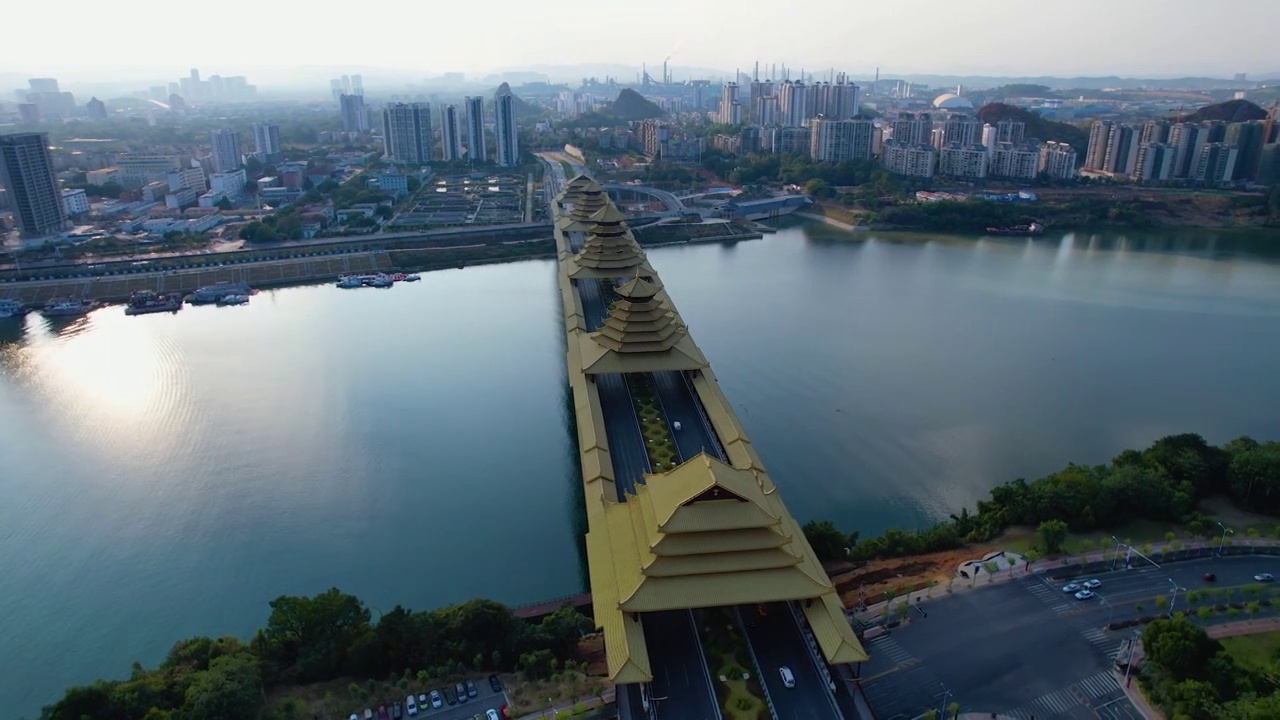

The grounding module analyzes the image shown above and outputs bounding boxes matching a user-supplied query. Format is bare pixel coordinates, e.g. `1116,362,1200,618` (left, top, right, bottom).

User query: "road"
644,611,721,720
352,679,508,720
652,371,724,463
857,555,1280,719
743,604,843,720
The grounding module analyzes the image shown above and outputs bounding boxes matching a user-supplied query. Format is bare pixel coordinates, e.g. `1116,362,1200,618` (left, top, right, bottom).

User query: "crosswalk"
1005,686,1082,719
1023,578,1074,614
1076,670,1121,699
1081,628,1126,660
866,634,914,666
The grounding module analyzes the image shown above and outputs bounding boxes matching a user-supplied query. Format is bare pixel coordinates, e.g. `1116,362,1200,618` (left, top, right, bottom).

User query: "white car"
1083,579,1102,589
1062,583,1081,593
486,710,501,720
1255,573,1275,582
779,666,796,688
406,695,418,716
1075,589,1095,601
430,691,443,709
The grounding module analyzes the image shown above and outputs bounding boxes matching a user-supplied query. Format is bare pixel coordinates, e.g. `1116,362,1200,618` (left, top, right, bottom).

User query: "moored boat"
217,294,249,306
985,222,1045,236
125,290,183,316
0,299,28,319
188,282,252,304
41,298,97,317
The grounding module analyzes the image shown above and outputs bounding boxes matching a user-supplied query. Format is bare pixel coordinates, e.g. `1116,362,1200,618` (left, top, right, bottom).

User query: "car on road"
1075,589,1095,600
466,680,478,698
1062,582,1081,593
489,674,503,692
456,682,469,702
1204,573,1217,582
779,666,796,688
1083,579,1102,589
405,695,417,716
429,690,443,709
1256,573,1275,582
487,710,501,720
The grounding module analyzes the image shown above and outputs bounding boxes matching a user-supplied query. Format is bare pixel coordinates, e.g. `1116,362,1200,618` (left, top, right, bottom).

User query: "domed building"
932,92,975,111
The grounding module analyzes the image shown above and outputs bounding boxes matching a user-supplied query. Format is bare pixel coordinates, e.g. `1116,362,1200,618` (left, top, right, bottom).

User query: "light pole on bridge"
1217,522,1234,557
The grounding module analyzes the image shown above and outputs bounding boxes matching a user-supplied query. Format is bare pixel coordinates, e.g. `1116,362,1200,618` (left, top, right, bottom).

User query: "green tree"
517,649,556,680
802,520,848,562
1038,519,1069,554
215,197,233,211
537,604,592,658
1143,617,1221,679
181,653,263,720
261,588,371,682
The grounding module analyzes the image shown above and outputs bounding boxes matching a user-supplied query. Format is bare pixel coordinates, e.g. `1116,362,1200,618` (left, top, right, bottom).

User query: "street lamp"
1168,579,1188,618
1217,522,1234,557
1111,536,1124,570
1122,629,1141,687
1099,594,1115,628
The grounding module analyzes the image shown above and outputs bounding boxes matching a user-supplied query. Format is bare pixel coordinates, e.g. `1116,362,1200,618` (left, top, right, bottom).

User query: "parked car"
487,710,501,720
377,706,390,720
443,687,457,705
488,674,503,693
1062,583,1081,593
363,710,373,720
1074,589,1095,601
430,690,444,709
1256,573,1275,582
392,700,404,719
417,694,428,710
1204,573,1217,582
466,680,478,698
1083,579,1102,589
456,682,469,703
406,694,418,716
779,666,796,689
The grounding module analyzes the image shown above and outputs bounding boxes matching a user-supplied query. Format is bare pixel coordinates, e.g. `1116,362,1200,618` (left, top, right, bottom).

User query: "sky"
3,0,1278,82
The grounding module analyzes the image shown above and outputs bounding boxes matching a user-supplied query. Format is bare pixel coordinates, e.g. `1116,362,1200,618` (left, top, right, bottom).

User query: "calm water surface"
3,223,1280,717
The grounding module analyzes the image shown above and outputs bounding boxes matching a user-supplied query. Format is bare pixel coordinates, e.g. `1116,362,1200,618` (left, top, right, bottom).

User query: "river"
3,221,1280,717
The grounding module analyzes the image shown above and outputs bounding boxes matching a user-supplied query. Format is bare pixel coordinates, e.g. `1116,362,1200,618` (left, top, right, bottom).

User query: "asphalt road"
644,611,721,720
857,555,1280,719
652,371,725,463
743,603,842,720
351,680,509,720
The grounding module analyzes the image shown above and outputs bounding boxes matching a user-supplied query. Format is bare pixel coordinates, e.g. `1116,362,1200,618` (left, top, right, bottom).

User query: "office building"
209,129,243,173
809,117,874,162
340,94,369,132
881,142,937,178
1194,143,1238,183
253,123,281,161
1038,141,1077,180
718,82,739,124
495,90,518,167
440,104,463,162
989,143,1039,179
0,133,67,236
382,103,434,165
465,96,487,163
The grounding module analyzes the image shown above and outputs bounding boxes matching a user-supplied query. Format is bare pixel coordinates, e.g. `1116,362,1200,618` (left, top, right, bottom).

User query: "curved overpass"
602,183,687,215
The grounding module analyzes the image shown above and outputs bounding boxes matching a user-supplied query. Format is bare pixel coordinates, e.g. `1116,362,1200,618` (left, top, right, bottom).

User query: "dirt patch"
1200,496,1280,534
828,533,1037,608
577,633,608,677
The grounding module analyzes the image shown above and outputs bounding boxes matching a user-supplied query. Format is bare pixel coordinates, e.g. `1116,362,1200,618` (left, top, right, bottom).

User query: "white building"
778,81,808,128
168,167,207,193
253,123,281,159
440,105,463,162
60,188,90,215
809,117,875,162
1038,141,1077,180
938,144,989,179
495,90,518,167
465,96,487,164
86,167,121,186
886,113,932,146
165,187,199,209
209,129,242,174
1133,142,1176,182
881,142,937,178
382,103,434,164
718,82,739,124
932,115,982,150
209,169,247,195
990,143,1040,179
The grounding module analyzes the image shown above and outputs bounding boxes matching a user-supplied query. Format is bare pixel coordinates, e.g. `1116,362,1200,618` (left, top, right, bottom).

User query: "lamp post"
1100,594,1114,628
1169,579,1188,618
1111,536,1124,570
548,697,555,719
1122,629,1141,687
1217,522,1234,557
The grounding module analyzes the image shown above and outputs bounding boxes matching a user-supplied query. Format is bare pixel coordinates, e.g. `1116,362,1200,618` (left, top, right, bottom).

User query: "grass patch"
506,670,611,716
1220,631,1280,674
695,608,768,720
626,374,679,471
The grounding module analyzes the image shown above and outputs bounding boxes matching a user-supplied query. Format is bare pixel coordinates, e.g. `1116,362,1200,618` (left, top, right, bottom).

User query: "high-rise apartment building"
718,82,740,124
771,126,811,155
1194,143,1238,183
778,81,808,127
808,117,874,162
382,103,434,165
811,77,859,120
1038,141,1077,180
0,133,67,236
1084,121,1113,171
1102,124,1139,177
440,105,463,162
253,123,281,160
888,113,932,146
340,94,369,132
209,129,242,173
989,143,1039,179
932,115,982,150
1133,142,1176,182
1168,123,1209,178
995,120,1025,145
465,96,487,163
1224,121,1265,180
881,142,937,178
1140,120,1171,145
85,97,107,121
494,90,518,167
938,144,989,179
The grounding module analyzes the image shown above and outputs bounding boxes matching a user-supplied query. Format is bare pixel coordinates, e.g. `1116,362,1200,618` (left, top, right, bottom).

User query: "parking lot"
390,173,527,228
349,675,509,720
854,555,1280,719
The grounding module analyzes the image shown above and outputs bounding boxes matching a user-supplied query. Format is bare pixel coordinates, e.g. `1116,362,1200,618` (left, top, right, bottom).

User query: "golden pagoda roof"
578,275,708,374
566,222,652,279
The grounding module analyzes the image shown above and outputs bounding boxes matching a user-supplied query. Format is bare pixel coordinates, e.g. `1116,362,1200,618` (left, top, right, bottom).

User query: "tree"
803,178,835,198
181,653,263,720
537,605,592,659
215,197,233,211
802,520,849,562
261,588,371,682
1143,617,1221,679
517,649,556,680
1038,519,1069,554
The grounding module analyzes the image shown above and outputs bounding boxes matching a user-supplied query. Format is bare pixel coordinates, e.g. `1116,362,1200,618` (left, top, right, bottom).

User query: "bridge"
551,169,868,720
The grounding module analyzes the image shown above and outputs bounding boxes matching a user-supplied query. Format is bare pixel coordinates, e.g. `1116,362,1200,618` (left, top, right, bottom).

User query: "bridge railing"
733,606,780,720
787,601,845,719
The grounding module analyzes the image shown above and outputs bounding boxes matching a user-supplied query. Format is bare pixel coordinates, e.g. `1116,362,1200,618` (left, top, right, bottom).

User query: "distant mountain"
494,82,535,115
607,88,664,120
977,103,1089,155
1183,99,1268,123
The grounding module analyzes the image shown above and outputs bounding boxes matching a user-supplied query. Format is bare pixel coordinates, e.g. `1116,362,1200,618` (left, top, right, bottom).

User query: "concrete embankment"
795,211,869,232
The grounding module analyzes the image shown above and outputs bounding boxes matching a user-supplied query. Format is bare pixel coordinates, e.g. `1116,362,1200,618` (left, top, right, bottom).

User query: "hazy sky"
4,0,1278,81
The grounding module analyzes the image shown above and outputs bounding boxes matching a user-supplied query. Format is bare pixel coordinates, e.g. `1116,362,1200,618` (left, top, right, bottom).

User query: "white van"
779,666,796,689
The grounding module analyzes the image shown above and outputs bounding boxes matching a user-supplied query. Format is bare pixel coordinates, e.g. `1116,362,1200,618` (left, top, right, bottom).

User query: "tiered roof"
578,273,708,374
587,453,868,679
557,178,611,231
566,205,654,279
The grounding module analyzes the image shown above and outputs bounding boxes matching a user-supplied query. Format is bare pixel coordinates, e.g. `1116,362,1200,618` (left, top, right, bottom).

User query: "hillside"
1182,99,1268,123
976,103,1089,156
606,88,664,120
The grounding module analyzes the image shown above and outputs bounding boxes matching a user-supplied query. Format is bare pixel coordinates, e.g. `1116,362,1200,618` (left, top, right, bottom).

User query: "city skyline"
3,0,1280,82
